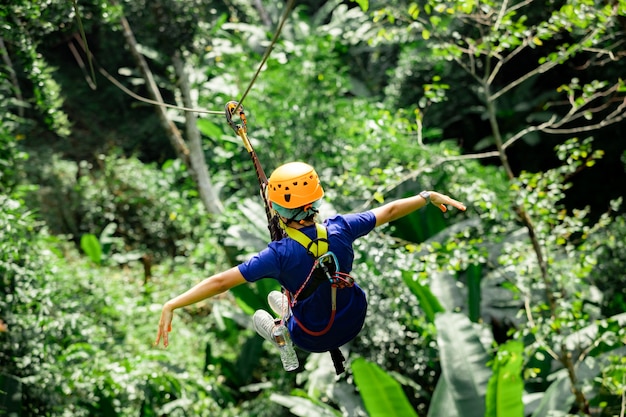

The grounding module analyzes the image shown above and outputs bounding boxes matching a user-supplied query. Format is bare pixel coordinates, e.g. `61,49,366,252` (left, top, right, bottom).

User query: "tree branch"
0,37,24,117
491,28,601,101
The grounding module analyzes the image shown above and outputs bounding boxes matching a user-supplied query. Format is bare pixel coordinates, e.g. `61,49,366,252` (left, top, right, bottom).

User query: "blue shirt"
238,211,376,352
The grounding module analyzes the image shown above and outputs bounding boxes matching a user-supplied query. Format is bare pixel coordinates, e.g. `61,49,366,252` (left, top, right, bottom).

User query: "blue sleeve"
338,211,376,240
238,245,281,283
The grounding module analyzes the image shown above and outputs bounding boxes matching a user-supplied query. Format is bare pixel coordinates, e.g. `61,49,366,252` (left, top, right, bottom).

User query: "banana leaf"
402,270,445,323
485,340,524,417
427,375,459,417
428,312,491,417
530,369,573,417
352,357,418,417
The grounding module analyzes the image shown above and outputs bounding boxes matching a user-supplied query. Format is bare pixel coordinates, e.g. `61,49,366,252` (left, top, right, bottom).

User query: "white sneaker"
253,310,276,343
268,290,288,317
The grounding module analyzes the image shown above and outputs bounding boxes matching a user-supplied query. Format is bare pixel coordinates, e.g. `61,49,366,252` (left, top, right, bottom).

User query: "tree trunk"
172,50,224,215
118,13,223,216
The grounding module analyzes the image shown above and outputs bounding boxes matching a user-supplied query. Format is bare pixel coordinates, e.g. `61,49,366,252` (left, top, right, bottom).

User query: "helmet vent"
267,162,324,208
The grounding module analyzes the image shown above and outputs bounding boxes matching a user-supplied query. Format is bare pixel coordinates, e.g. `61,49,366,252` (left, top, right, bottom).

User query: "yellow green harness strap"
283,224,329,257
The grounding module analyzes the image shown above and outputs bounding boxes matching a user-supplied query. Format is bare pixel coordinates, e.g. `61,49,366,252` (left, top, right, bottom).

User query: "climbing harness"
284,224,355,375
282,224,355,337
225,103,352,375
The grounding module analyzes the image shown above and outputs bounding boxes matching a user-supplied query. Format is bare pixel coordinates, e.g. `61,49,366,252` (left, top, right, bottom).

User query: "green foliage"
269,391,343,417
430,312,490,416
80,233,102,265
0,196,260,416
485,341,524,417
1,0,73,138
587,213,626,316
592,354,626,417
401,270,445,323
3,0,626,415
26,153,225,265
352,358,419,417
0,122,27,196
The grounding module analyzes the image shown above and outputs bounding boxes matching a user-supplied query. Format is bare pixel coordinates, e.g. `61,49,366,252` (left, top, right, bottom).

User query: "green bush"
25,153,224,266
0,194,240,416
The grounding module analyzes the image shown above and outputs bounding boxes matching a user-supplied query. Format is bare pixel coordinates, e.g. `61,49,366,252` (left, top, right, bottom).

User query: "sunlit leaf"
80,233,102,265
352,358,418,417
402,270,445,322
486,340,524,417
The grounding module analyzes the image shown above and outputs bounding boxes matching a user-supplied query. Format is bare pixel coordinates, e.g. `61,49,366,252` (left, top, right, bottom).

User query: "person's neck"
285,219,315,229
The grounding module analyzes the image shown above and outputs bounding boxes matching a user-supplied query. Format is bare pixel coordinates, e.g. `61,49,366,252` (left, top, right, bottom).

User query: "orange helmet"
267,162,324,209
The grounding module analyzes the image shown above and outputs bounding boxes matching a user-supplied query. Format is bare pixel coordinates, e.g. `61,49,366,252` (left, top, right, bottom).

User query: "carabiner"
225,101,247,134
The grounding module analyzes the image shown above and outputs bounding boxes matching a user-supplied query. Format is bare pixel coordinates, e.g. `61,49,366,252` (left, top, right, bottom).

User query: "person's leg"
252,309,276,343
267,291,288,317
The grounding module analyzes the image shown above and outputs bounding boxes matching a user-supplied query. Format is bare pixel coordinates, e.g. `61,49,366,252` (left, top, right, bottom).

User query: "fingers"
431,193,466,212
154,308,173,348
450,199,466,211
154,324,170,348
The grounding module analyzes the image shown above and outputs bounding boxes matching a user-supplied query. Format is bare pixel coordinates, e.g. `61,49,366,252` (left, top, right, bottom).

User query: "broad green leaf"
427,375,459,417
352,357,418,417
80,233,102,265
530,369,574,417
434,312,491,417
402,270,445,322
485,340,524,417
233,336,264,385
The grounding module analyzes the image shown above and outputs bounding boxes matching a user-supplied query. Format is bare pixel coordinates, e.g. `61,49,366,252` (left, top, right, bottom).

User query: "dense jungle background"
1,0,626,416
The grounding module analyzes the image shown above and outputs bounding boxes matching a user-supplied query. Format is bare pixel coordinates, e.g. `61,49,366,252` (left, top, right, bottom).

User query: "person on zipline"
154,162,466,369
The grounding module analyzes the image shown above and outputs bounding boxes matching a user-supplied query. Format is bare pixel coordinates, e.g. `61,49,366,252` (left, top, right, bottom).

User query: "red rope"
289,259,320,307
289,287,338,336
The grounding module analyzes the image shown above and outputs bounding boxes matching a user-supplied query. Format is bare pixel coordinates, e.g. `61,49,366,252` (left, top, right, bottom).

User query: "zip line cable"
231,0,295,115
72,34,222,115
71,1,295,117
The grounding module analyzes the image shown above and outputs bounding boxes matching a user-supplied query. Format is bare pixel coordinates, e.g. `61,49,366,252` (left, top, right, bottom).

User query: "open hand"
429,191,467,213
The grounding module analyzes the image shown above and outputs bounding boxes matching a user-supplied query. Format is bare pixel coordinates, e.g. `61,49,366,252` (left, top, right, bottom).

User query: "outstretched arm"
371,191,466,227
154,266,247,348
